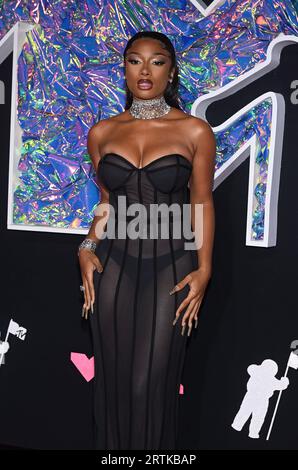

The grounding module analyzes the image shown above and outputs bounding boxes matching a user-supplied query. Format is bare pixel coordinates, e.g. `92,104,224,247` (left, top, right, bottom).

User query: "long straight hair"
123,31,182,110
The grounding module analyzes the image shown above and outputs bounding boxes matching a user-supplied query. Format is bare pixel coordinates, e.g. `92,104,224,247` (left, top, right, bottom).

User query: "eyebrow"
126,51,170,57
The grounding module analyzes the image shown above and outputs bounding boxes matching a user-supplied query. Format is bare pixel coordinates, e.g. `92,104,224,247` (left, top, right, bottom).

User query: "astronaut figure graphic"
0,337,10,365
231,359,289,439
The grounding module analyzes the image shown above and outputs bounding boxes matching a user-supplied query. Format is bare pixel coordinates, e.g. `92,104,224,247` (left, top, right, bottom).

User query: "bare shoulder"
90,110,130,134
186,115,214,135
172,110,213,134
88,116,115,138
87,115,123,152
185,116,216,153
86,118,113,169
87,113,127,168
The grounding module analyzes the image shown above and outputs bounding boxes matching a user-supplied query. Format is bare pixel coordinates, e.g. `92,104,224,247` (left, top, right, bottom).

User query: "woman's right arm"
79,123,110,319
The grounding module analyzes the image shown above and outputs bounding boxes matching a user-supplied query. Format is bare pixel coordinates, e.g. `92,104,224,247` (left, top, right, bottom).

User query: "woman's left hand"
170,268,211,336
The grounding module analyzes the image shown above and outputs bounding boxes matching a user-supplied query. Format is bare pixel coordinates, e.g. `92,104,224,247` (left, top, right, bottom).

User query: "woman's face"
124,38,175,100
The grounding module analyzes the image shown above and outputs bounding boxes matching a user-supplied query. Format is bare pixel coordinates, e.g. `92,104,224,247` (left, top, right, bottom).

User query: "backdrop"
0,0,298,450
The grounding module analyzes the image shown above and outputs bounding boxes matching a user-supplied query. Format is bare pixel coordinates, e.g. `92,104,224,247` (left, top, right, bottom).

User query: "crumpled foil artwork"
0,0,297,236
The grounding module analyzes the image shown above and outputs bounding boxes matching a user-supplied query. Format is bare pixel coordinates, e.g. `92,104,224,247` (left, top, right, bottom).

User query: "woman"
78,31,216,450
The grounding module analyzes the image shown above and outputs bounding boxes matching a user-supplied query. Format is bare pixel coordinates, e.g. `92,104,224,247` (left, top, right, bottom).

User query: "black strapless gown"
90,153,198,450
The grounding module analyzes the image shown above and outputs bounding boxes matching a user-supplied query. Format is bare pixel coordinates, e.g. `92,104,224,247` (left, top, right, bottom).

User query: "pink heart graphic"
71,352,95,382
71,352,184,392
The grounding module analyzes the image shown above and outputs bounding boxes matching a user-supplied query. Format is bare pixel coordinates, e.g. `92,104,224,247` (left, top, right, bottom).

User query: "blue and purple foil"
0,0,297,236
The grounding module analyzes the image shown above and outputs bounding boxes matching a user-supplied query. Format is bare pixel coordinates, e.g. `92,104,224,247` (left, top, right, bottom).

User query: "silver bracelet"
78,238,97,256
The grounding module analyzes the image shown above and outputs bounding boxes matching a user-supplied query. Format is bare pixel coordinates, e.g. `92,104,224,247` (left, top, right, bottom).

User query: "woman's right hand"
78,249,103,319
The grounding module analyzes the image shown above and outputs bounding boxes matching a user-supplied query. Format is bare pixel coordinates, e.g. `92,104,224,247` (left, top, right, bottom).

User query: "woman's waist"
114,212,185,223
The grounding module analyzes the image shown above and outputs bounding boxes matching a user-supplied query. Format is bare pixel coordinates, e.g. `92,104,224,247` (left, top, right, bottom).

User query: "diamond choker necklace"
129,95,171,120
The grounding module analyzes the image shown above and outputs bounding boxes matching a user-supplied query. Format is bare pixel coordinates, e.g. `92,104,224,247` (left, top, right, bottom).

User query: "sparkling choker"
129,95,171,120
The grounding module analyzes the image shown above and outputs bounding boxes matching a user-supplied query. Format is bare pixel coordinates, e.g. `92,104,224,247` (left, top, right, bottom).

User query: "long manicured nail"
169,286,177,295
195,318,198,329
91,303,94,314
187,324,193,336
181,324,186,336
172,316,178,326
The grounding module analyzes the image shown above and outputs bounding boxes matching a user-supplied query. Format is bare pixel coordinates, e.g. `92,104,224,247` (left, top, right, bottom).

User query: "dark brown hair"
123,31,181,110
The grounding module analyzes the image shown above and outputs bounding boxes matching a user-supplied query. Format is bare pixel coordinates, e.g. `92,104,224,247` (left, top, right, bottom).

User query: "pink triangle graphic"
71,352,95,382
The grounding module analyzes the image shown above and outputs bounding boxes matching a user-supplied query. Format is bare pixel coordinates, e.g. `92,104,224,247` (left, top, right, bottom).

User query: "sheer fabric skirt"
89,233,197,450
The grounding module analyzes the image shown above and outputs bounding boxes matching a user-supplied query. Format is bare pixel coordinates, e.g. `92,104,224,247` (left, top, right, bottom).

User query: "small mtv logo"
0,319,27,368
7,319,27,341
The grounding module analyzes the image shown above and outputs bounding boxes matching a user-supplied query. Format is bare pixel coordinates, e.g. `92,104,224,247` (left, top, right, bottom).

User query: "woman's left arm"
171,118,216,336
189,118,216,279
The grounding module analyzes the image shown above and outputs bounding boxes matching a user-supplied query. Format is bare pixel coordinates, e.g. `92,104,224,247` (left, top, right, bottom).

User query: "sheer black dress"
90,152,198,450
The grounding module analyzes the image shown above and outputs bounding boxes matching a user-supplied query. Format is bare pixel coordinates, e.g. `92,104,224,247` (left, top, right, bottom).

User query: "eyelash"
127,59,165,66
